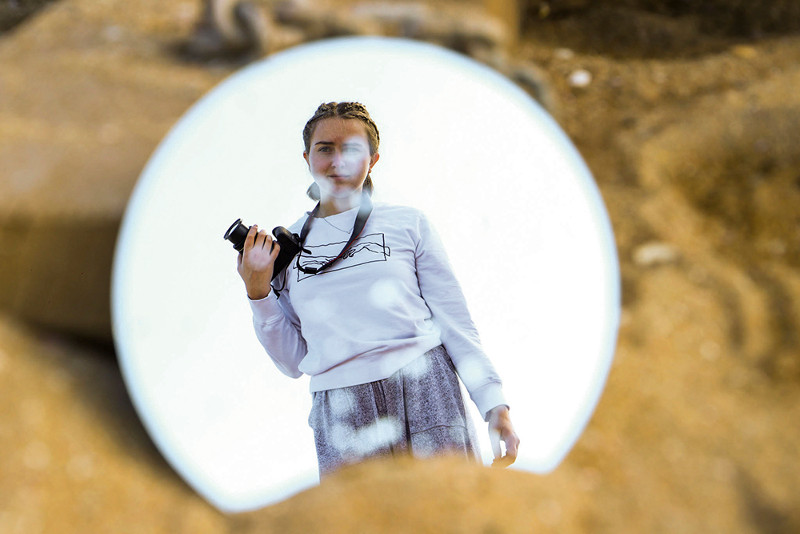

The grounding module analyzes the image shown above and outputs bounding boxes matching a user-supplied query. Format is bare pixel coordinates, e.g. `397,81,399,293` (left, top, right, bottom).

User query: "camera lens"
224,218,250,252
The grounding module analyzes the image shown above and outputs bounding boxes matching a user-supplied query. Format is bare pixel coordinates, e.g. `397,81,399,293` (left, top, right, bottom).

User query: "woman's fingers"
501,430,520,465
243,224,259,252
240,225,281,272
236,224,280,300
244,225,274,250
269,240,281,260
491,429,519,468
505,431,520,459
487,405,520,468
243,225,274,256
255,226,270,249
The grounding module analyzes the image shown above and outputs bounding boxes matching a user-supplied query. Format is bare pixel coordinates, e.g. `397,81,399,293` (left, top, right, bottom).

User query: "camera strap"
295,193,373,275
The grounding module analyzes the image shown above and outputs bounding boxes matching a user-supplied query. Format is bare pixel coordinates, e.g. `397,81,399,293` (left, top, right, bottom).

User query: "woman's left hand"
487,405,519,468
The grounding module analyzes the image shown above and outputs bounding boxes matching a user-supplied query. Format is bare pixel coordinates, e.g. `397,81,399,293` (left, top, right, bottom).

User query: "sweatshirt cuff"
471,382,508,421
248,292,283,324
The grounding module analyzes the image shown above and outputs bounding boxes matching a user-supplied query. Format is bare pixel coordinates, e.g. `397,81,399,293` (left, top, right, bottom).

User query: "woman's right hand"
237,225,281,300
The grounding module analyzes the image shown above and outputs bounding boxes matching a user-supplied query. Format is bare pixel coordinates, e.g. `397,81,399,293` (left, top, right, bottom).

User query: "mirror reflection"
112,37,620,512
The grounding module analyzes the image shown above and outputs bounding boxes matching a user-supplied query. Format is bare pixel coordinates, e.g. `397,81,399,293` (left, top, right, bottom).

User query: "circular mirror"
113,37,620,512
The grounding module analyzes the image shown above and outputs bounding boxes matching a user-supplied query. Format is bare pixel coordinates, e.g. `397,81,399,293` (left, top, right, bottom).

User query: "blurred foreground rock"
180,0,555,108
0,314,583,534
1,312,563,533
0,0,232,342
0,314,229,533
3,304,800,533
630,67,800,382
0,0,54,32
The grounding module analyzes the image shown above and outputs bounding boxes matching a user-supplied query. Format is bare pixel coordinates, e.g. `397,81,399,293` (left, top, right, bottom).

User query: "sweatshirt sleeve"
248,283,306,379
414,211,508,420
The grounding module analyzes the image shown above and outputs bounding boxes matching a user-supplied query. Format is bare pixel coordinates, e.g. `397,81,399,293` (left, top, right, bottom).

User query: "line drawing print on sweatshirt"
296,232,391,281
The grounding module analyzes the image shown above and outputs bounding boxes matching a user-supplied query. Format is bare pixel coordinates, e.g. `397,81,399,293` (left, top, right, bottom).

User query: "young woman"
237,102,519,476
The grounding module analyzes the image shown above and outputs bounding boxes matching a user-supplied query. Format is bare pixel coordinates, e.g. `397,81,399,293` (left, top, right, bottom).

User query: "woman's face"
303,118,379,200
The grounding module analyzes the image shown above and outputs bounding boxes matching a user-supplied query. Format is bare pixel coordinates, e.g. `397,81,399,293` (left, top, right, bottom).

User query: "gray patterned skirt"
308,345,481,477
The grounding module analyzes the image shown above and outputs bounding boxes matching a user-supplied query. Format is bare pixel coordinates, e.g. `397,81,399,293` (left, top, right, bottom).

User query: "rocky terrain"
2,0,799,532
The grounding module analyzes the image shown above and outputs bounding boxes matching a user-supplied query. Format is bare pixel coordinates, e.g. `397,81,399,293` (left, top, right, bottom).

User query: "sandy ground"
1,0,799,532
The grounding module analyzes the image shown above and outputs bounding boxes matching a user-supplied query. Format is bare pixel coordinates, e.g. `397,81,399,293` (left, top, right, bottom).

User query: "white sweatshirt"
248,202,507,419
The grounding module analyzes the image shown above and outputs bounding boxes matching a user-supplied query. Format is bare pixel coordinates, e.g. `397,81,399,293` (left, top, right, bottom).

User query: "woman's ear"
303,151,309,166
370,152,380,168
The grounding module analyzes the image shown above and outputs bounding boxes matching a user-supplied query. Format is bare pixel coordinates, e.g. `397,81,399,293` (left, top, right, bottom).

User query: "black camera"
224,219,304,281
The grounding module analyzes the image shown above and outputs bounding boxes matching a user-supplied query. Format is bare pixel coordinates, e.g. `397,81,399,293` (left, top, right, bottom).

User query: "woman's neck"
318,190,363,217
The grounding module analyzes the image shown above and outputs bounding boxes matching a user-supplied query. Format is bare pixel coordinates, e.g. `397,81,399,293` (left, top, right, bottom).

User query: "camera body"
224,219,303,281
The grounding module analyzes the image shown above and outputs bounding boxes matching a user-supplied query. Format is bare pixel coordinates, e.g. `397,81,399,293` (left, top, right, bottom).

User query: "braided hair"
302,102,380,200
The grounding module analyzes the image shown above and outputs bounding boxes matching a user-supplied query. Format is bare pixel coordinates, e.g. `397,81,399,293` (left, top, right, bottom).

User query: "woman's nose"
331,151,345,167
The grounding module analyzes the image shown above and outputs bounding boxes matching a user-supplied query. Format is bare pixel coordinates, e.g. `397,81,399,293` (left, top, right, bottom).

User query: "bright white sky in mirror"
113,37,619,513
